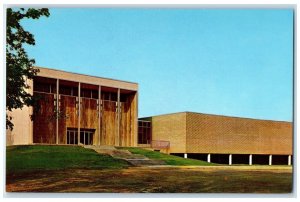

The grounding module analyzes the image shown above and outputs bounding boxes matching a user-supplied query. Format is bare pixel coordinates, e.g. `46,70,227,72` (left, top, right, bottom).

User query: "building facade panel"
59,95,78,143
151,112,187,153
80,98,99,144
6,107,33,145
32,92,56,144
130,93,138,147
7,67,138,147
186,112,292,155
6,79,33,146
37,67,138,91
120,93,137,146
101,100,117,146
140,112,292,156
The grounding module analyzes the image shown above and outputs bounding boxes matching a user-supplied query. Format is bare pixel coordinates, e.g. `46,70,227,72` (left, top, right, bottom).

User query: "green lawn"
118,147,214,166
6,145,129,175
6,145,292,193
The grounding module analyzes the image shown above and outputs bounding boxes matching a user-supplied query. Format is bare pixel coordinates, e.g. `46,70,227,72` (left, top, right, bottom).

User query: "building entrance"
67,128,95,145
67,129,78,145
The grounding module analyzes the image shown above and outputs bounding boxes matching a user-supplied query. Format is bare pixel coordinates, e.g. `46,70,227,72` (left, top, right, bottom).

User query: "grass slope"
6,145,129,175
118,147,214,166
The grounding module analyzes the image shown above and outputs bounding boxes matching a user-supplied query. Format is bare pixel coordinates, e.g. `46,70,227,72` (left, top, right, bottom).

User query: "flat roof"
35,66,138,91
139,111,292,124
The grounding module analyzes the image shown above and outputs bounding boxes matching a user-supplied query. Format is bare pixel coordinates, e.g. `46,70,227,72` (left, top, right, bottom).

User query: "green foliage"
119,147,214,166
6,145,129,175
6,8,50,130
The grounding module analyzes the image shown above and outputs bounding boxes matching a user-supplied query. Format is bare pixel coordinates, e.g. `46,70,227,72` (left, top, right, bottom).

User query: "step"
112,153,149,160
84,145,118,155
84,145,116,150
84,145,166,166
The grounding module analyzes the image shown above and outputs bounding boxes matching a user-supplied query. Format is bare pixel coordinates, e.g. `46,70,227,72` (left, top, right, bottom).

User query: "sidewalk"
142,165,293,172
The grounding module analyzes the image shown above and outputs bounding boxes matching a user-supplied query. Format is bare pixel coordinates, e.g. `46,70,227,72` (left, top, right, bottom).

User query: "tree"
6,8,50,130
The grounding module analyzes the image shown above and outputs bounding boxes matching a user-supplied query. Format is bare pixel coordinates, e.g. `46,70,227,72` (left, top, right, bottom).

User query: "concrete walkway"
142,165,293,173
84,145,166,166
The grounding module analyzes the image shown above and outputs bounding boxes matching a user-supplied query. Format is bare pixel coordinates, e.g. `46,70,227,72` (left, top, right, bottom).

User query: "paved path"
142,165,292,172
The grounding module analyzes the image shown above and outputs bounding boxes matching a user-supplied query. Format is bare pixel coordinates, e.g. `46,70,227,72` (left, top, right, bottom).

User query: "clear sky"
21,8,294,121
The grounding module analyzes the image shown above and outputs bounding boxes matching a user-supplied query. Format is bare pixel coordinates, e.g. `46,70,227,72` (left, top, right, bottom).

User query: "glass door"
67,128,78,145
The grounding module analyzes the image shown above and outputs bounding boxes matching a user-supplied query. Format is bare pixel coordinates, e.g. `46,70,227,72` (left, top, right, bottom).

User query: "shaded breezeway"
170,153,292,165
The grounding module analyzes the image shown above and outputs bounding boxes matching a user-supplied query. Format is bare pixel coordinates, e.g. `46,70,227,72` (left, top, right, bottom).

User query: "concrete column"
269,155,272,166
78,82,81,145
207,154,211,163
229,154,232,165
56,79,59,144
184,153,188,159
288,155,292,166
249,154,252,165
116,88,120,146
98,85,101,146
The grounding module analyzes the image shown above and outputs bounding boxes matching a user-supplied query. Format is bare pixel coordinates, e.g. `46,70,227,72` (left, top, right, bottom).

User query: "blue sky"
21,8,294,121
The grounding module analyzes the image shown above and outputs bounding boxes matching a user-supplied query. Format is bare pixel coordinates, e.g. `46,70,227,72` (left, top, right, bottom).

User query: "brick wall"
151,112,187,153
146,112,292,155
186,112,292,155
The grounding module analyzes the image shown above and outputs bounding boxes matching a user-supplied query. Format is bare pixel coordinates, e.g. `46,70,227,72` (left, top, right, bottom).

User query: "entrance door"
67,129,78,144
67,128,94,145
79,129,95,145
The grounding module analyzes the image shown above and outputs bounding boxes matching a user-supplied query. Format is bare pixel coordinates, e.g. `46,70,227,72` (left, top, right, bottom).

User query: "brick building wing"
139,112,293,165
